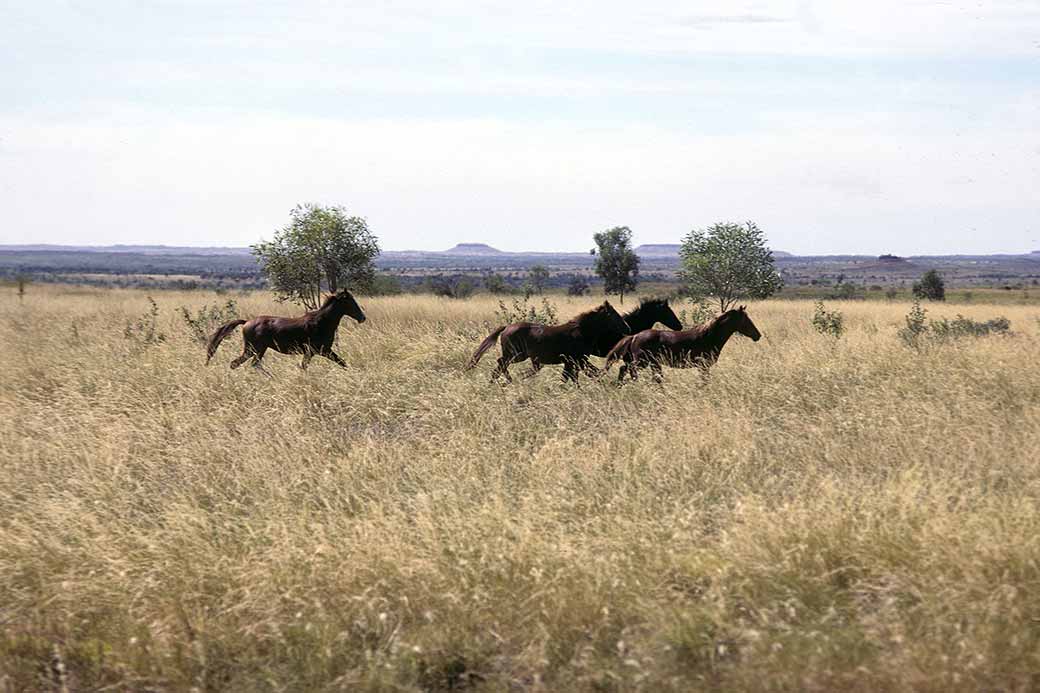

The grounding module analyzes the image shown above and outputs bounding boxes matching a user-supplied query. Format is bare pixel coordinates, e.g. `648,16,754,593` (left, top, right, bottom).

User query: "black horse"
206,289,366,372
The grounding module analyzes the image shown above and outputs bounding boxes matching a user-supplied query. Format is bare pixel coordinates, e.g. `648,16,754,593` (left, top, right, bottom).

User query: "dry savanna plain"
3,285,1040,691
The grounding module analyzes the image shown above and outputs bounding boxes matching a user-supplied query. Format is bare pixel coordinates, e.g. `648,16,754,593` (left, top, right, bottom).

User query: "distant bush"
124,297,166,346
812,301,845,338
898,300,929,348
913,270,946,301
365,275,404,296
899,299,1010,348
832,281,860,300
427,275,476,299
178,299,240,343
483,273,513,295
567,276,590,296
930,315,1011,340
494,295,558,325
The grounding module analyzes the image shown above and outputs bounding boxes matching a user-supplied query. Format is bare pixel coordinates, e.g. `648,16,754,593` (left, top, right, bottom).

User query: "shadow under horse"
467,301,631,382
206,289,366,373
604,305,761,384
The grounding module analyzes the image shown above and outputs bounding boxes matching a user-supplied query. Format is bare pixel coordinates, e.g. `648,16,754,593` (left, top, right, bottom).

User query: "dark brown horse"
206,289,366,372
604,305,761,383
467,301,631,382
621,297,684,334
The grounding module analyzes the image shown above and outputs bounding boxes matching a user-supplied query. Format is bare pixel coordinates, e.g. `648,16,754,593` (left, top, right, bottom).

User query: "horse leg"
230,339,254,369
321,350,348,368
579,357,601,378
493,356,515,383
519,359,543,380
561,360,580,384
616,362,629,385
650,361,664,384
250,346,272,377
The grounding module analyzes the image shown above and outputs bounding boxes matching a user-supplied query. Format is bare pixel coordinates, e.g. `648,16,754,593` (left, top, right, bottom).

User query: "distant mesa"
442,243,504,255
878,254,907,263
635,244,681,257
771,250,793,258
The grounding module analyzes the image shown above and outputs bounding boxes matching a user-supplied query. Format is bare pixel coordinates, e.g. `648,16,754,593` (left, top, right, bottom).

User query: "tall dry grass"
2,286,1039,691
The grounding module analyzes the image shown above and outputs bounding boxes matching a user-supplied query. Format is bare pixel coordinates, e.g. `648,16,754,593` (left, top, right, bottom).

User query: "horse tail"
604,335,634,370
206,319,247,364
467,325,507,369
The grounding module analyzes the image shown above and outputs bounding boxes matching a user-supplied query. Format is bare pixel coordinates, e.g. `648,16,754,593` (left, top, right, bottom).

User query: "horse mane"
623,297,666,322
688,309,741,336
566,302,625,334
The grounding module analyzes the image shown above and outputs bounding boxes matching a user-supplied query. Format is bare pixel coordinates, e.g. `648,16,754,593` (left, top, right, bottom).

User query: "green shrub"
124,297,166,346
178,299,239,343
898,300,928,348
930,315,1010,340
677,298,715,326
899,300,1010,348
494,295,558,325
812,301,845,338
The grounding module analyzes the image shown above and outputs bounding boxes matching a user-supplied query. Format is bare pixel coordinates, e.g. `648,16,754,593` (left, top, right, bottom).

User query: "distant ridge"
635,244,793,258
635,244,680,257
442,243,503,255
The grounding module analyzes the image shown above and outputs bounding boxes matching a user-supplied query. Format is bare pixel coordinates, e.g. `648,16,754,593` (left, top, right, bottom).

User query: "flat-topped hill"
442,243,504,255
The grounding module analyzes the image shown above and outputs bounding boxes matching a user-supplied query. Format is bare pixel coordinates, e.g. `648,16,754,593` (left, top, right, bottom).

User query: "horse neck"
623,304,655,332
313,299,347,328
702,315,740,352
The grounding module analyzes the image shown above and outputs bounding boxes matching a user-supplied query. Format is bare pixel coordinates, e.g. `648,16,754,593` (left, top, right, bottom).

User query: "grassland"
2,286,1040,691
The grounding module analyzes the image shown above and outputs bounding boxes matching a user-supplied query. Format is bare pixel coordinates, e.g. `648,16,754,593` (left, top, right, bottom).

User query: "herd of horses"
206,289,762,383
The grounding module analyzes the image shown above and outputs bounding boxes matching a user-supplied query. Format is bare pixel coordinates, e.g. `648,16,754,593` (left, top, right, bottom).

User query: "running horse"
604,305,761,383
467,301,631,382
621,297,683,334
206,289,366,372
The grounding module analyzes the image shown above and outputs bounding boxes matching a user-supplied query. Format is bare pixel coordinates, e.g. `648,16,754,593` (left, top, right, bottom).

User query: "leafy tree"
912,269,945,301
567,275,590,296
252,204,380,310
483,273,511,295
678,221,782,312
527,265,550,295
591,226,640,304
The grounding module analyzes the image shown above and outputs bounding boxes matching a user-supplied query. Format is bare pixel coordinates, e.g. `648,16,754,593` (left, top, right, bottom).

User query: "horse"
621,297,683,334
467,301,631,382
604,305,761,384
567,297,684,376
206,289,366,373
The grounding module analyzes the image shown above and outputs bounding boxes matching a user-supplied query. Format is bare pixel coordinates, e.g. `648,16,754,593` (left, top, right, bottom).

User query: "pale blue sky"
1,1,1038,254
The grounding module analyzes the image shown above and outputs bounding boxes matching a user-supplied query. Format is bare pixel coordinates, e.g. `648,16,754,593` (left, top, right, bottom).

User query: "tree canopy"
252,204,380,310
591,226,640,304
913,269,946,301
679,221,782,312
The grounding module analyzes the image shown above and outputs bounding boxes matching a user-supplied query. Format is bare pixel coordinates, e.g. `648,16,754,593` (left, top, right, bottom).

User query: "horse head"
647,297,683,330
335,289,367,323
597,300,632,337
732,305,761,341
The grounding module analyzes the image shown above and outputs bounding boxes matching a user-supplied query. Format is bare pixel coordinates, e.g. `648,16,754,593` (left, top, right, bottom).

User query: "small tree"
913,269,945,302
591,226,640,304
527,265,550,295
679,221,782,312
483,273,511,295
252,203,380,310
567,275,590,296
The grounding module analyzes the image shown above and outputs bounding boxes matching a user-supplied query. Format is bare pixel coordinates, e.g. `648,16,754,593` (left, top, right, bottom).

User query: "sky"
1,1,1038,255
